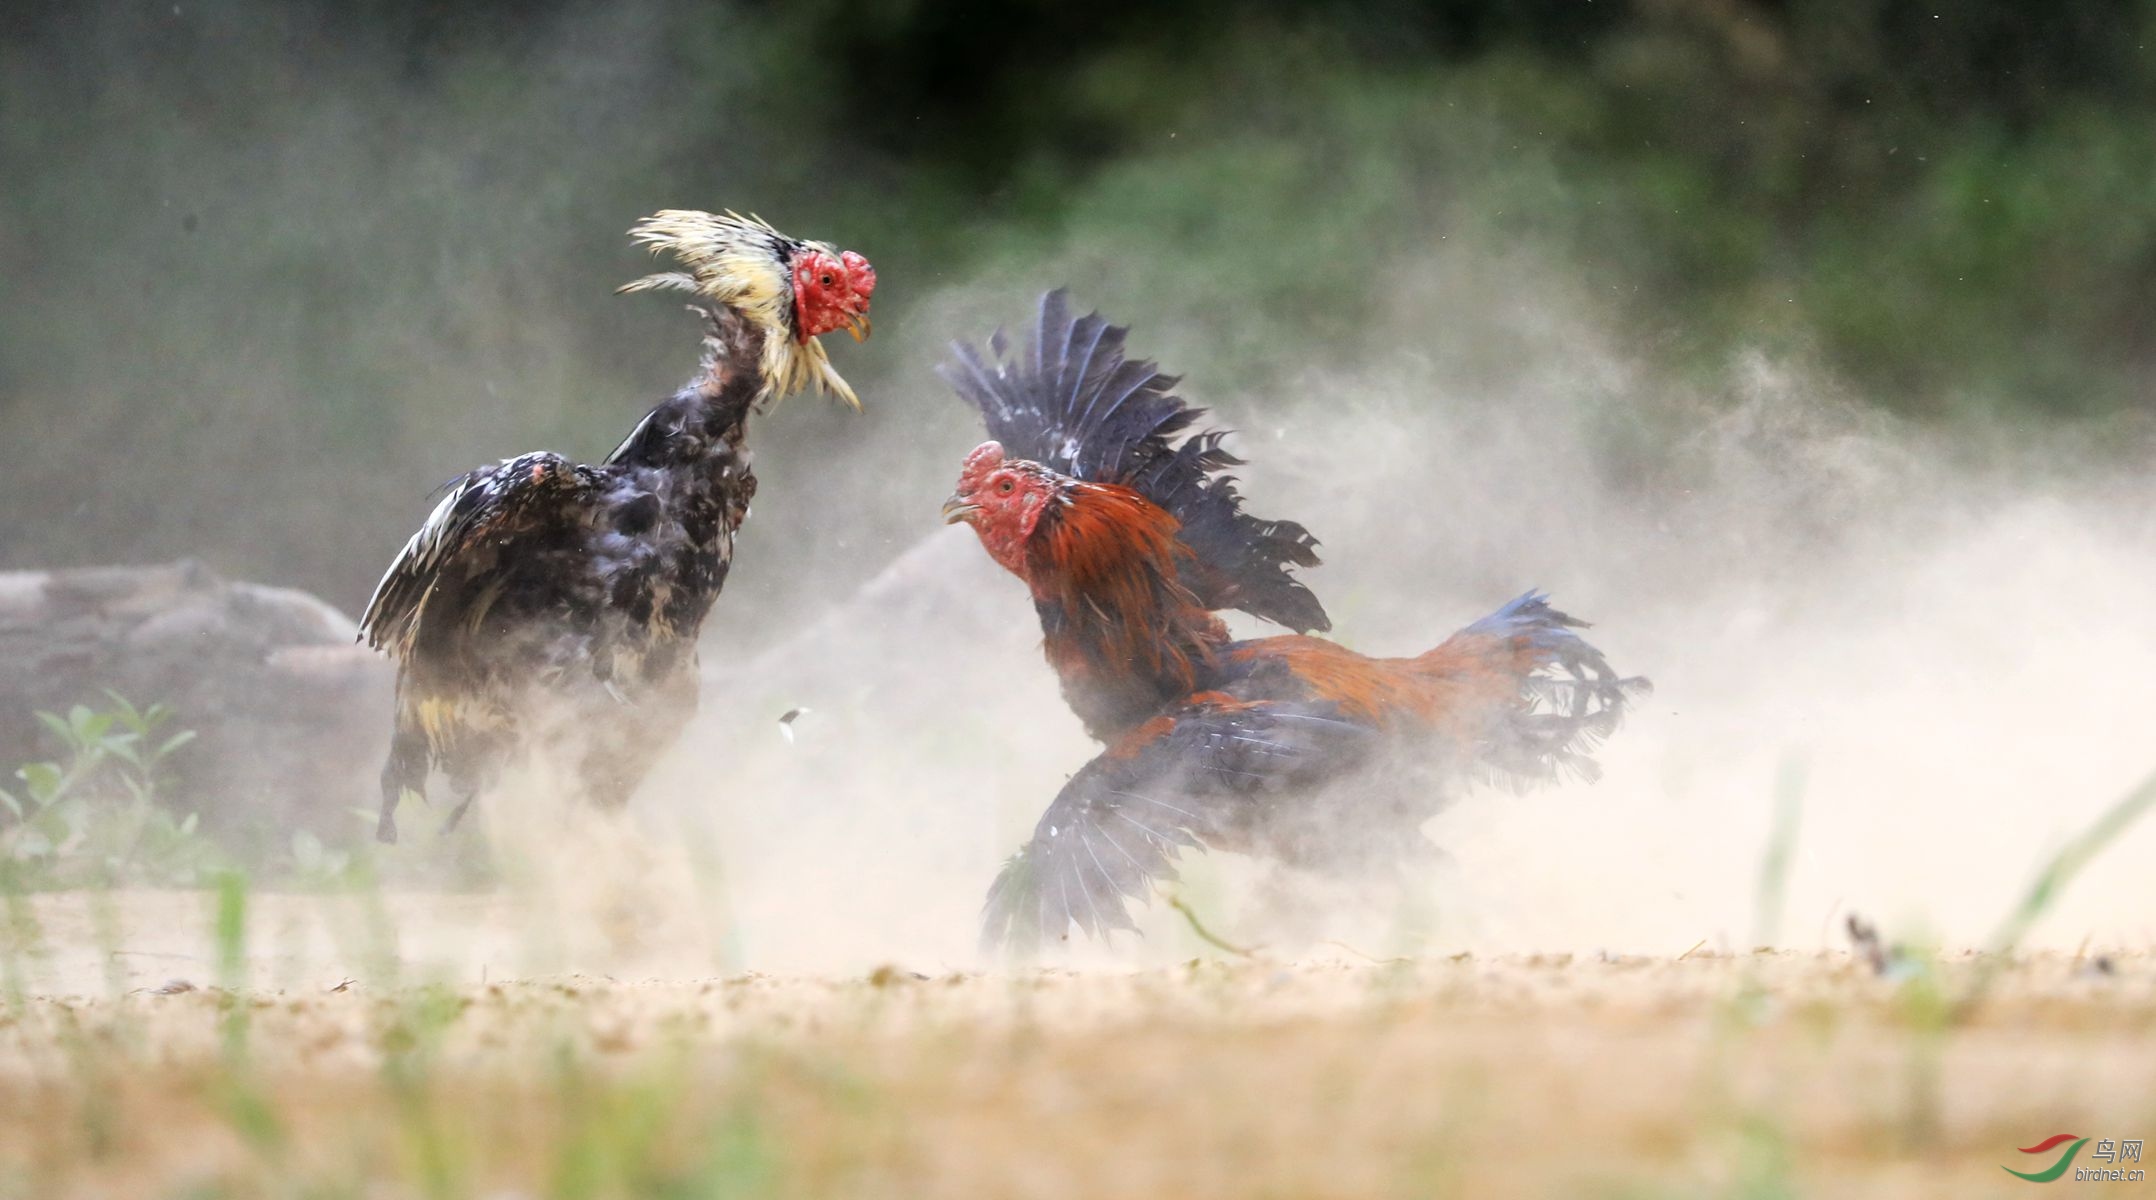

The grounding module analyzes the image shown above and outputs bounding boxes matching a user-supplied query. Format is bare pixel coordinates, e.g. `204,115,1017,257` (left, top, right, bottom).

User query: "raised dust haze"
3,1,2149,990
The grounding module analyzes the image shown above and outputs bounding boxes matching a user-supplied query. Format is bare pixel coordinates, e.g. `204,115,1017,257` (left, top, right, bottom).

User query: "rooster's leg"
436,734,503,837
440,789,479,835
377,724,430,845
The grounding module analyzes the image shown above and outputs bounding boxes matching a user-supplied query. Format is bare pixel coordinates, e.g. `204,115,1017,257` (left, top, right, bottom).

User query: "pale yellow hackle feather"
620,209,861,410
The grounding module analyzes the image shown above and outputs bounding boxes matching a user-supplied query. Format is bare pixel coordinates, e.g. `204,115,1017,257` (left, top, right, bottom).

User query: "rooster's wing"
359,452,604,657
979,694,1376,952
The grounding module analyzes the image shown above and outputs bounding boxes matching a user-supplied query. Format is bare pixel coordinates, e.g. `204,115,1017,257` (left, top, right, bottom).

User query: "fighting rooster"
941,291,1644,950
359,211,875,842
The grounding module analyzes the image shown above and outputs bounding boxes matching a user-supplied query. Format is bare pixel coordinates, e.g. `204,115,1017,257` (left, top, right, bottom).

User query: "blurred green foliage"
0,694,215,889
1,0,2150,607
704,0,2156,413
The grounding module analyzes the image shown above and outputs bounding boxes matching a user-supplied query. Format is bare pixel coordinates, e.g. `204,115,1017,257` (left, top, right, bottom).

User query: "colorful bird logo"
2004,1134,2089,1182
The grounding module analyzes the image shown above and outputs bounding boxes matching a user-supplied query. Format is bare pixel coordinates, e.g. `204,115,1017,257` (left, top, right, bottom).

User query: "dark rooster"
941,291,1645,950
359,211,875,842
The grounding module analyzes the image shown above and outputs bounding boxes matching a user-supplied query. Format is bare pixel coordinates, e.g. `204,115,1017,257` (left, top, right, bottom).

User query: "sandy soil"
0,892,2151,1199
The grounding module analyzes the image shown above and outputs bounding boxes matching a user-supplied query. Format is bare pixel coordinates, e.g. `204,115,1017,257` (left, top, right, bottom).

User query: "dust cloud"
4,2,2151,987
628,245,2156,975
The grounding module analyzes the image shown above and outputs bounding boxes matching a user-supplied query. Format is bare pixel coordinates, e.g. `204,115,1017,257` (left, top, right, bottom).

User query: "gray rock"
0,560,391,844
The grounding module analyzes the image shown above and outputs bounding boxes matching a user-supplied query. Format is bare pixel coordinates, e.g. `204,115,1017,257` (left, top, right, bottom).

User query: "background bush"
3,0,2149,619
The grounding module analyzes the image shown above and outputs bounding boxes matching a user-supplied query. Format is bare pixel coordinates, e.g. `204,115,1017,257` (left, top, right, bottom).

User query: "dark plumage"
975,592,1642,950
361,308,763,840
360,211,875,843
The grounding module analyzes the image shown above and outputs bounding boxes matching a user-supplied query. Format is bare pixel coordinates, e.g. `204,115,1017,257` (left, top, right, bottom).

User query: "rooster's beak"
941,495,980,525
844,311,872,342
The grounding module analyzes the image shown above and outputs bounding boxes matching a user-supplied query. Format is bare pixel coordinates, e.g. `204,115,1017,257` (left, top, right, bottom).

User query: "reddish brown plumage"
951,443,1644,951
1027,482,1229,716
953,460,1541,749
1104,714,1181,761
942,295,1644,950
949,444,1233,739
1234,632,1532,733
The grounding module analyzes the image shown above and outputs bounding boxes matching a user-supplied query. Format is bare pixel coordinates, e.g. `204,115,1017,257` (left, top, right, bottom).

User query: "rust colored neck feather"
1024,483,1230,739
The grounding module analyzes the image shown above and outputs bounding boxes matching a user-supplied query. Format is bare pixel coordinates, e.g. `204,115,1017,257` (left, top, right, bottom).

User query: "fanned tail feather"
1442,590,1649,789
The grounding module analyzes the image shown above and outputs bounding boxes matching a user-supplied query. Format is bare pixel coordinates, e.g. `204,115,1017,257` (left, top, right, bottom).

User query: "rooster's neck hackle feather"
941,289,1328,633
1027,481,1231,738
619,209,860,410
604,304,766,468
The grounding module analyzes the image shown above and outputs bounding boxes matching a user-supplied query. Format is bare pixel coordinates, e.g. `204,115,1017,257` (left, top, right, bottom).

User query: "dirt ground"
0,893,2151,1199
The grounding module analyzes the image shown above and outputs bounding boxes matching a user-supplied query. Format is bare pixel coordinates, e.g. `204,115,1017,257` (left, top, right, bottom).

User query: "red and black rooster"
941,291,1645,949
359,211,875,842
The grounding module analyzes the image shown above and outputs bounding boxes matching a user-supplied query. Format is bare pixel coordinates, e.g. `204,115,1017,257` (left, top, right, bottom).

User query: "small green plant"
1956,766,2156,1017
0,692,215,889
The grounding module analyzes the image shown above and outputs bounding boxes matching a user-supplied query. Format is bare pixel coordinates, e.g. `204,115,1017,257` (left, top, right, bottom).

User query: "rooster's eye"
821,273,834,287
997,479,1015,495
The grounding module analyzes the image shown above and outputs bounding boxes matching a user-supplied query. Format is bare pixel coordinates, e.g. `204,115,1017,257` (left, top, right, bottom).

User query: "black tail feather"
1456,591,1650,790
